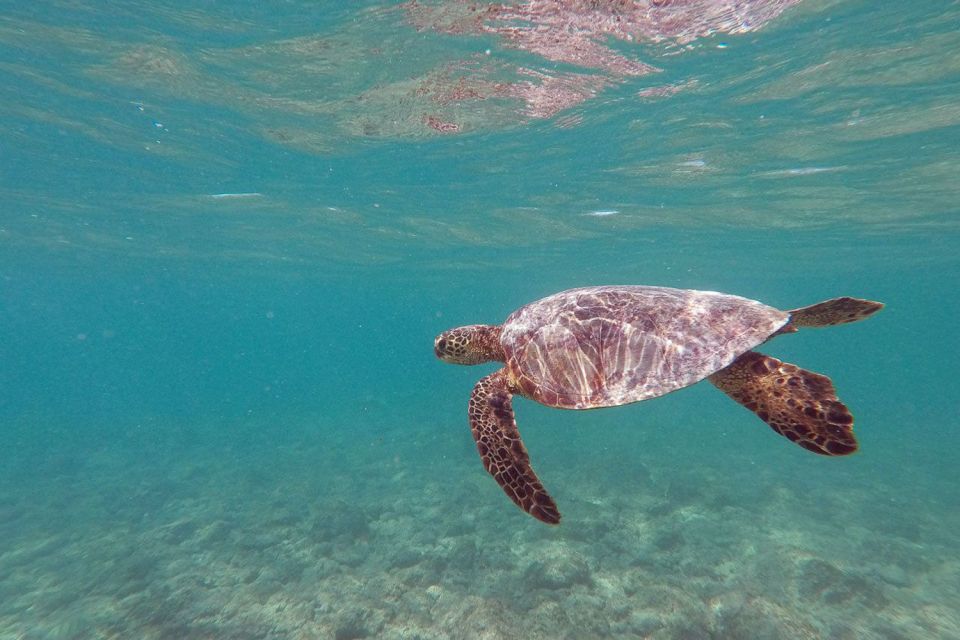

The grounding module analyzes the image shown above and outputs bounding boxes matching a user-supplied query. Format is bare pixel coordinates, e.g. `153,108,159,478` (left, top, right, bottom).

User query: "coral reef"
1,416,957,639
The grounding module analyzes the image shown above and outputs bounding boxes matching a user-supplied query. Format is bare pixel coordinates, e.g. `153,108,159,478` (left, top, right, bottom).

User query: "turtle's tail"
787,297,883,328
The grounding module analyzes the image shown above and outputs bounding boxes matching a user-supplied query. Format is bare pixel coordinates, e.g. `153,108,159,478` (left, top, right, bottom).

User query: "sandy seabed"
1,415,957,640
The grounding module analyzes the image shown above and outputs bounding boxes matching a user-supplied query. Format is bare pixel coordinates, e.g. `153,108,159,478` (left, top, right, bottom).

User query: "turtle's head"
434,324,504,365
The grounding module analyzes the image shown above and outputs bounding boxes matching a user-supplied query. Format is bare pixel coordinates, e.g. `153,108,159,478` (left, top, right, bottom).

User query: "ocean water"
1,1,958,638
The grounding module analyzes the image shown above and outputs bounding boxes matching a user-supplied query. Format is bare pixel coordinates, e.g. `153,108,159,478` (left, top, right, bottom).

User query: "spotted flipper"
708,351,858,456
788,297,883,328
469,369,560,524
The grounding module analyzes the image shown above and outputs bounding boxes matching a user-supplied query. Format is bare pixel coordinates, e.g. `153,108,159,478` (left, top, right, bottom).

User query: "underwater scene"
2,1,959,638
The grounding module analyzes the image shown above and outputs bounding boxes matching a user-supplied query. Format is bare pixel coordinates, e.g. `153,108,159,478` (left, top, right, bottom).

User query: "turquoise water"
2,1,958,638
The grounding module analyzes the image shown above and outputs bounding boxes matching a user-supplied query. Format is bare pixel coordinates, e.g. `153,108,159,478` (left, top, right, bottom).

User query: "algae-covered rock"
522,544,592,590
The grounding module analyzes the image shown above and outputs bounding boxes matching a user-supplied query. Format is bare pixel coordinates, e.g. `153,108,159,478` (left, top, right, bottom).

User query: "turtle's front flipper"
708,351,858,456
469,369,561,524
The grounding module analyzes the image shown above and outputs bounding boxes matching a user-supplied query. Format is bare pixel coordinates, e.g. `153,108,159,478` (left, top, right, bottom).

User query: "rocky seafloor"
2,413,958,640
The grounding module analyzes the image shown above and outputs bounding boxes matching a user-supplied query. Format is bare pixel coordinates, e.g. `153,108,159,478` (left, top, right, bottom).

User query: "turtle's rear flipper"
708,351,858,456
788,297,883,328
470,369,561,524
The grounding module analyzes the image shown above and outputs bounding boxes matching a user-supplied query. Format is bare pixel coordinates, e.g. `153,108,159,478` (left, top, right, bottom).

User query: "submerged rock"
332,606,384,640
523,545,592,590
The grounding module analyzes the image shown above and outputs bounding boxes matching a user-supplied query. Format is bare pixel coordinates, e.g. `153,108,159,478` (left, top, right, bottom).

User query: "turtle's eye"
435,333,455,360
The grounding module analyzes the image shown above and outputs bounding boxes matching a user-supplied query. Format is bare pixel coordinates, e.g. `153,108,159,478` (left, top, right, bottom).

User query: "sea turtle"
434,286,883,524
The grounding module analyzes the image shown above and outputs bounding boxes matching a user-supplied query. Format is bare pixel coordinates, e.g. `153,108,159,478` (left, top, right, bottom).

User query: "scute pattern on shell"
501,286,789,408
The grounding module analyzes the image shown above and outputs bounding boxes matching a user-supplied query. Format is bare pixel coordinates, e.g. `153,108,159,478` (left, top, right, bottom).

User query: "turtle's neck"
475,324,505,362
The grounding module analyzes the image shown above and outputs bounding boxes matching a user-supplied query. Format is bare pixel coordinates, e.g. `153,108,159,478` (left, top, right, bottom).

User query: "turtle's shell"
501,286,789,409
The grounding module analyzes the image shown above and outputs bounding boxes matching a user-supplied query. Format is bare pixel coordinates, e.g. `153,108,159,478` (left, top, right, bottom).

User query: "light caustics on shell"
501,286,788,408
